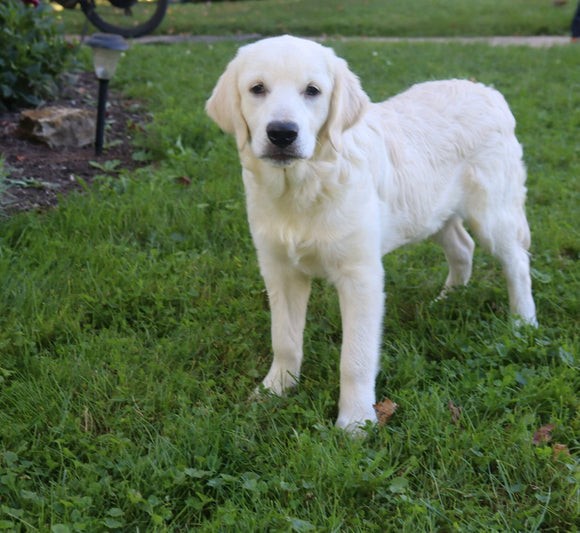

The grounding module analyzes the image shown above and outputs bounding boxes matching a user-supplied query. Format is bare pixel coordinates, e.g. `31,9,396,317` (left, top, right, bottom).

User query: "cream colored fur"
206,35,537,431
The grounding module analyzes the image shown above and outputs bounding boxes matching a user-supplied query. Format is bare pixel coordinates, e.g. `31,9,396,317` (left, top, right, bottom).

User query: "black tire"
80,0,168,38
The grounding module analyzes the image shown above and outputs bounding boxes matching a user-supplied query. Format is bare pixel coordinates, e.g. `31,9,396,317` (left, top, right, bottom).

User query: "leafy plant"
0,0,72,110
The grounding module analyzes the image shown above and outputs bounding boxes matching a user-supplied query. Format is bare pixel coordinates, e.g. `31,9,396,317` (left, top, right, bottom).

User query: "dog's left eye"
305,85,320,97
250,83,266,95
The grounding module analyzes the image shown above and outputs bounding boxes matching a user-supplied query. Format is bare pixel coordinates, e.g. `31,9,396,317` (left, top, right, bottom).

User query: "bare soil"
0,71,146,214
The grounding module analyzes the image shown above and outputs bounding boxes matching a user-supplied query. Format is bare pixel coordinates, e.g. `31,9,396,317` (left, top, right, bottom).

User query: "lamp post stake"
95,78,109,157
85,33,129,157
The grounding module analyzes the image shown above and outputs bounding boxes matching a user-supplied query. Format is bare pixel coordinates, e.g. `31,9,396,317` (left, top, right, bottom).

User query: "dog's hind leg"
463,134,537,326
499,244,537,327
432,216,475,298
468,209,537,327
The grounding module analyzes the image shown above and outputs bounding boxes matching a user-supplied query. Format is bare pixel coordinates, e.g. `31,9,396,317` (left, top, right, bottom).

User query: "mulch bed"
0,71,145,214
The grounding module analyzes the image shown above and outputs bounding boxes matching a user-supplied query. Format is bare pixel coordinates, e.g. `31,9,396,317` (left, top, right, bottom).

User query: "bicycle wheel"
80,0,168,38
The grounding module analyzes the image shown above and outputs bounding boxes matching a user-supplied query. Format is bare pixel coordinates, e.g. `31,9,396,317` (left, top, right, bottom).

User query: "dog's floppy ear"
325,56,370,152
205,55,249,150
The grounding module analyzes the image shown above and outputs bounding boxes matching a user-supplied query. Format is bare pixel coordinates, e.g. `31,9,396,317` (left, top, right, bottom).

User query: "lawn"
53,0,577,38
1,7,579,532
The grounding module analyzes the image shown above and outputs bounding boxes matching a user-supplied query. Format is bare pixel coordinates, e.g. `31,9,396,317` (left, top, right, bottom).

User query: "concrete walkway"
335,35,572,47
128,34,571,47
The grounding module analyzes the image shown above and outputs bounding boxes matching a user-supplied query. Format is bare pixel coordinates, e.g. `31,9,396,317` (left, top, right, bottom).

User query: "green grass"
1,31,580,533
53,0,576,38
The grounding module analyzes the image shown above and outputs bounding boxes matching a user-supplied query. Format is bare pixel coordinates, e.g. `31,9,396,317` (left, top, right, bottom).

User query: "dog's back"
353,80,529,254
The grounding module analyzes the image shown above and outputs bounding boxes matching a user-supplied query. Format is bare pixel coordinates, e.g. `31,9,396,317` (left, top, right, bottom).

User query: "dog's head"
206,35,369,167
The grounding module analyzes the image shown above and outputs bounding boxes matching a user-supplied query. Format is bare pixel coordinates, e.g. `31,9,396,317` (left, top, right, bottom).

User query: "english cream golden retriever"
206,35,537,431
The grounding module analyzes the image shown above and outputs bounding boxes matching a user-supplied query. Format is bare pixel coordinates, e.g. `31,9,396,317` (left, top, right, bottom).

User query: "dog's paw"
248,383,274,403
335,406,378,435
260,366,299,397
511,314,538,329
249,373,298,404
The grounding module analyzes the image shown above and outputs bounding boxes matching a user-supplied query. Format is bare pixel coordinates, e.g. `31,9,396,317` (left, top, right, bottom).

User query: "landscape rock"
19,106,96,149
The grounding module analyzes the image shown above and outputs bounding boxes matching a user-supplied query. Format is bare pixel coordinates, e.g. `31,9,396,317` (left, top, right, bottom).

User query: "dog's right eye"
305,84,321,97
250,83,266,95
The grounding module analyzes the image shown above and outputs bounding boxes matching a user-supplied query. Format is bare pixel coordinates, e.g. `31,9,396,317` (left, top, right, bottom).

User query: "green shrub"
0,0,71,110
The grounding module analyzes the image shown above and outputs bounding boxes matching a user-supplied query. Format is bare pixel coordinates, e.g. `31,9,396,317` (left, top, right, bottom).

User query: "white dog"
206,35,537,431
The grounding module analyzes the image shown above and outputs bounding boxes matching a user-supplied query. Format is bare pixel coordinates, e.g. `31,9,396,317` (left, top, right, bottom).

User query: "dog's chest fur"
242,161,361,277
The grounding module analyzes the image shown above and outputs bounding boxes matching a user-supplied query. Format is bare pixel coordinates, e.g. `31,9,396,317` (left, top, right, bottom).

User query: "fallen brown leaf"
373,398,398,426
176,176,192,186
448,400,462,427
128,121,146,134
532,423,556,446
552,443,570,457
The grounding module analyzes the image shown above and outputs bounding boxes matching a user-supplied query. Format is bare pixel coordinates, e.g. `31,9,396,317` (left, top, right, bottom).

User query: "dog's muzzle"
262,120,302,166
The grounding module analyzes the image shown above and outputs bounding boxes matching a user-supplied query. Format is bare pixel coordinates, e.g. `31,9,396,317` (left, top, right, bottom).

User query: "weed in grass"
88,159,121,173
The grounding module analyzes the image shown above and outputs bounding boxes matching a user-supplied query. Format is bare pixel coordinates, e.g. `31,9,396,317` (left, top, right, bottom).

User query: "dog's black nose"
267,121,299,148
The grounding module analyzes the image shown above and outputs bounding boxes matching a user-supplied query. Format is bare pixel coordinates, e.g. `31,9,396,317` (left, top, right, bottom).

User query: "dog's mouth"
261,151,301,167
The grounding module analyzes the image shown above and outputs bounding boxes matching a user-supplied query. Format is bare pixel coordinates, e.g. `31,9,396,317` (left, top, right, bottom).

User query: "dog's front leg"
259,260,312,396
334,265,384,431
